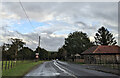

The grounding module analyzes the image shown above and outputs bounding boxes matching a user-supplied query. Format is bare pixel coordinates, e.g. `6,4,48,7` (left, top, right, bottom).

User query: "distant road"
24,60,119,78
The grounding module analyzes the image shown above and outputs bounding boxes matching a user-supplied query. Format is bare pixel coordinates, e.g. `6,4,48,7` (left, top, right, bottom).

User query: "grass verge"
67,61,85,64
2,61,44,77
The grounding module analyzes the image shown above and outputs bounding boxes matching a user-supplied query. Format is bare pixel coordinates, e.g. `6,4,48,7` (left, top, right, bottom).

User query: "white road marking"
57,61,68,65
53,60,77,78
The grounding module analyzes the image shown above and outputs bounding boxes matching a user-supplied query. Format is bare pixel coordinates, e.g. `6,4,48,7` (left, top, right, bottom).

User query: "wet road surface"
24,60,119,78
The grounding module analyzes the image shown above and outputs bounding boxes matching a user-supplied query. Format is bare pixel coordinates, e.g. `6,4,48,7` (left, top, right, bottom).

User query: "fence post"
11,61,13,68
8,60,10,69
5,60,7,70
2,61,3,70
13,61,16,67
13,61,14,67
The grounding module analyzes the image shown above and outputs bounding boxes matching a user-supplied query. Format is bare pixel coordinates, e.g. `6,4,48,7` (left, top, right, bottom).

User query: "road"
24,60,119,78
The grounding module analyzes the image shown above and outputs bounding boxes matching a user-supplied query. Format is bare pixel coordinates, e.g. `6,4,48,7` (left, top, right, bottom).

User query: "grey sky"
0,2,119,51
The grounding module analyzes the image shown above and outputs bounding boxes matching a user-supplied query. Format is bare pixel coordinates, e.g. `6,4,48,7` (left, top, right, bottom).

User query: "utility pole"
38,36,40,47
36,36,40,61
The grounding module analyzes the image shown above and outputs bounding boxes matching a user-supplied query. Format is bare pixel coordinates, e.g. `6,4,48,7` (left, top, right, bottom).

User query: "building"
81,45,120,64
74,53,82,62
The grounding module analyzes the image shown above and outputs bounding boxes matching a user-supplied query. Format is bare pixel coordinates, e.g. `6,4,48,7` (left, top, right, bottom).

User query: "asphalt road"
24,60,119,78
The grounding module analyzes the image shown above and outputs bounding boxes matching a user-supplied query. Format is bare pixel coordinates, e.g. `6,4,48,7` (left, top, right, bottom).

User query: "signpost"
35,53,39,61
36,53,39,56
35,36,40,62
36,55,39,59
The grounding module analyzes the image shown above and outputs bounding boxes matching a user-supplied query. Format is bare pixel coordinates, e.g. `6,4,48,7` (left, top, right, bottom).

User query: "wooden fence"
2,60,16,70
74,59,84,63
2,60,33,70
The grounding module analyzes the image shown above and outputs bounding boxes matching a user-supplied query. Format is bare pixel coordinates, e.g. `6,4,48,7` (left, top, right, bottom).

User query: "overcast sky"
0,2,119,51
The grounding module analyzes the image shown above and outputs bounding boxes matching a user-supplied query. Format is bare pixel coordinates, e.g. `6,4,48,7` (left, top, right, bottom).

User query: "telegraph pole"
35,36,40,61
38,36,40,47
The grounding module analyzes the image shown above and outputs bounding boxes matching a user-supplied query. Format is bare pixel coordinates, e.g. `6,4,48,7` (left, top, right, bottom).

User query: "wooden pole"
11,61,13,68
2,61,3,70
5,60,7,70
8,60,10,69
38,36,40,47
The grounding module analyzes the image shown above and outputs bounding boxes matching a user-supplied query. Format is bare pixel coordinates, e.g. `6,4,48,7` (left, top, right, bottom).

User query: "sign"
36,55,39,59
36,53,39,55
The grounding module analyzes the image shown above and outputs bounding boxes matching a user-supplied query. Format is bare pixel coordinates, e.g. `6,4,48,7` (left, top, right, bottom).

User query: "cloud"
0,2,119,51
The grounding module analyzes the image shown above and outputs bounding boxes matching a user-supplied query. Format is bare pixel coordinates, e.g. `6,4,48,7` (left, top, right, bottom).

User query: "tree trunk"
15,48,18,61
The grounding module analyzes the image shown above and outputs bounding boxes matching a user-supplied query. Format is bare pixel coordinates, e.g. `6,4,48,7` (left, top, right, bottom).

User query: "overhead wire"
19,0,42,49
19,0,34,28
19,0,36,47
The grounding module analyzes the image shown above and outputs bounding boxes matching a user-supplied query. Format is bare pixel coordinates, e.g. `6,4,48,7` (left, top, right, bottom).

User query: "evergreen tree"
94,26,117,45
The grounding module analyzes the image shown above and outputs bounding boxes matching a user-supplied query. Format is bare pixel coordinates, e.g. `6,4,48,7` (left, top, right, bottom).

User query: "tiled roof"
82,45,120,54
81,46,98,54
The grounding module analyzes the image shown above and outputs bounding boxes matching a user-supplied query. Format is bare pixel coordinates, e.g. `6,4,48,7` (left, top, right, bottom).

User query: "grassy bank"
2,60,44,76
66,61,85,64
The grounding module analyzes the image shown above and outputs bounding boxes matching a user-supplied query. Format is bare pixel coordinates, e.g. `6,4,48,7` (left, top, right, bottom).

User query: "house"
68,54,84,62
70,53,84,63
81,45,120,64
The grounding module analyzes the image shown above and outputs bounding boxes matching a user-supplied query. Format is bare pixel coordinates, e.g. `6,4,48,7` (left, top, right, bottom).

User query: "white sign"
36,53,39,55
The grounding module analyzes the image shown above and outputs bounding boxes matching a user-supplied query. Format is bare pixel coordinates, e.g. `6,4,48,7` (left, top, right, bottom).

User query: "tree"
64,31,93,57
2,38,26,60
58,47,67,60
2,43,15,60
34,46,49,60
2,43,11,60
94,26,117,45
18,47,34,60
10,38,26,61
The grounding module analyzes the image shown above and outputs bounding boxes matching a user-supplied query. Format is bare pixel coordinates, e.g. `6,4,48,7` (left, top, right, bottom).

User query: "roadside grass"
86,64,120,70
60,60,85,65
102,64,120,70
2,60,44,76
67,61,85,64
74,62,85,64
